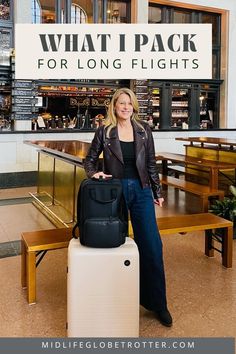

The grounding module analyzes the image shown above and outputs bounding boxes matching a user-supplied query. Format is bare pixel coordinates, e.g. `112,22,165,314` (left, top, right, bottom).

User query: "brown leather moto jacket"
84,120,162,199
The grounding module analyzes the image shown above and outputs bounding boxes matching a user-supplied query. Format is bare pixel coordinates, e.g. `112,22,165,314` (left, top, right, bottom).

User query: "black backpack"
72,178,128,248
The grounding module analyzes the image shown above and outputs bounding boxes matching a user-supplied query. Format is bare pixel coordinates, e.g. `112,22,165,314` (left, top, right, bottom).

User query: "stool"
21,228,72,304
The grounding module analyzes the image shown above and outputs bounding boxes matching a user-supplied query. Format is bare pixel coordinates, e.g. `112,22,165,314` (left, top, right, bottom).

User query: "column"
132,0,148,24
14,0,32,24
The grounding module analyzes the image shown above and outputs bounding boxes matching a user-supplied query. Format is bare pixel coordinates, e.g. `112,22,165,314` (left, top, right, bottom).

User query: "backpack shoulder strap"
72,223,79,239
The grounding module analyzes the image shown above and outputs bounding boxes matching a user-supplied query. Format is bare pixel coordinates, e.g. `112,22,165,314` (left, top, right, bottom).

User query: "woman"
84,88,172,327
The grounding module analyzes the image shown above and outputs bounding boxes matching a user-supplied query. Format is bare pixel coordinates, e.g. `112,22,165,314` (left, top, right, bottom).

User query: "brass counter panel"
186,145,236,163
184,146,210,184
38,153,54,200
54,159,75,223
26,141,92,227
185,146,236,191
31,196,71,228
74,165,87,221
186,146,219,160
33,152,87,226
219,150,236,163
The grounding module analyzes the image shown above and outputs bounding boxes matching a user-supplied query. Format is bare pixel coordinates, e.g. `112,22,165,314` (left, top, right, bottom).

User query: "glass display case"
147,80,220,130
171,88,189,129
36,85,115,130
199,85,219,129
150,87,160,129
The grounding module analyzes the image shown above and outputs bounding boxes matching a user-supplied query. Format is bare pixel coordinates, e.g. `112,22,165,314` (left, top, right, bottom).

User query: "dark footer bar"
0,338,234,354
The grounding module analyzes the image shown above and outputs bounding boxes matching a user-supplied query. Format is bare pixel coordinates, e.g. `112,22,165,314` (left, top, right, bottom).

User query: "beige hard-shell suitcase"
67,237,139,337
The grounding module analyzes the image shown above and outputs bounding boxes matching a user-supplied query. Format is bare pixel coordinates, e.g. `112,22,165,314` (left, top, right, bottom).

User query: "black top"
120,141,139,179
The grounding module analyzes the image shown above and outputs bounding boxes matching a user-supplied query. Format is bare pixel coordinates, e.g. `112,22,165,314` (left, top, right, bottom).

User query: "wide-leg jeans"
121,178,167,312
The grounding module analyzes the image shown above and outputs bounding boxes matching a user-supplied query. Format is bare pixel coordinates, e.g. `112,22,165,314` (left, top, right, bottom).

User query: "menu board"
133,80,150,119
14,113,34,119
12,106,34,112
11,80,38,120
14,97,33,105
14,81,33,88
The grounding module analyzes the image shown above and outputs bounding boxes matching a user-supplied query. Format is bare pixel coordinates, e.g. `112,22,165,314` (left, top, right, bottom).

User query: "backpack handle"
91,176,113,181
89,189,117,204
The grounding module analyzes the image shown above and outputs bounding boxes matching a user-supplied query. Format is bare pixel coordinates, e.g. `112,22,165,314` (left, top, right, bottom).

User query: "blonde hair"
105,88,144,137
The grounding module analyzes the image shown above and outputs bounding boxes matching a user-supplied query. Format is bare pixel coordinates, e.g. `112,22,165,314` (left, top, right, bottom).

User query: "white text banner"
15,24,212,80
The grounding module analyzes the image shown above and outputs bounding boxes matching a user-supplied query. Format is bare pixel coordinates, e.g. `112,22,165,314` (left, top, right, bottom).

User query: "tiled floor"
0,187,55,254
0,186,37,200
0,186,235,338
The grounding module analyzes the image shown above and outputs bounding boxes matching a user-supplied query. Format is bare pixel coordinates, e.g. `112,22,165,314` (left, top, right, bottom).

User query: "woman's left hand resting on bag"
154,198,164,207
92,171,113,179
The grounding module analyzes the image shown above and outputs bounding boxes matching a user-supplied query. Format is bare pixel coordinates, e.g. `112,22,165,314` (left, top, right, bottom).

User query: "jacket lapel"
106,126,124,164
132,121,146,161
105,122,145,165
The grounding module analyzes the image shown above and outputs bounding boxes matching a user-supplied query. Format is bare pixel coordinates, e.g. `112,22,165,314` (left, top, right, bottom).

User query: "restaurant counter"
25,140,93,228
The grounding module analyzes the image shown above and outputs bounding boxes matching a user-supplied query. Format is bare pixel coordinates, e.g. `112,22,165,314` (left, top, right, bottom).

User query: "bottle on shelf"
31,119,37,131
182,122,188,129
54,115,59,128
50,117,56,129
62,115,68,128
57,116,63,128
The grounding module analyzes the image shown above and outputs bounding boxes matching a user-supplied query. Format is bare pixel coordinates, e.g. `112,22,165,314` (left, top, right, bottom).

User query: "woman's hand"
154,198,164,207
92,171,113,179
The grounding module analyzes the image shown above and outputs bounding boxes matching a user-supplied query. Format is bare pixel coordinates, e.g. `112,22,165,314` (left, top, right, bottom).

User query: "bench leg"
26,251,36,305
162,160,168,175
205,229,214,258
201,197,209,212
21,240,27,289
222,226,233,268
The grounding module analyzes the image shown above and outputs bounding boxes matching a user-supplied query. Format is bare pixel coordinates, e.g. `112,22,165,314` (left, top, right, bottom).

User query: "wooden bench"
168,165,208,180
159,174,224,212
157,213,233,268
168,165,188,178
21,228,72,304
167,165,234,188
21,214,232,304
156,152,236,190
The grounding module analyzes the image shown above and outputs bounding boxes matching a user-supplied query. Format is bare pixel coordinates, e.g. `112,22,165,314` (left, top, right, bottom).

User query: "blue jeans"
121,179,167,311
